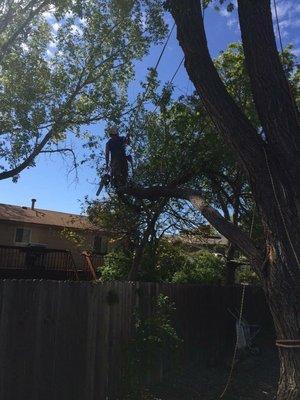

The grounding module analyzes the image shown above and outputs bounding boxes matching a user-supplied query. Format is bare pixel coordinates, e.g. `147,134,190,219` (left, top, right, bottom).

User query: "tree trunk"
260,247,300,400
225,244,237,286
128,243,144,281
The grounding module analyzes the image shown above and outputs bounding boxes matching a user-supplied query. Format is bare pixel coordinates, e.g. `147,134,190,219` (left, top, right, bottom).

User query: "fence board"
0,280,272,400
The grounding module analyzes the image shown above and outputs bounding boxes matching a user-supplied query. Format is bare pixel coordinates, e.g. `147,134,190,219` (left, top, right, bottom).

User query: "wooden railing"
0,245,106,280
0,245,78,279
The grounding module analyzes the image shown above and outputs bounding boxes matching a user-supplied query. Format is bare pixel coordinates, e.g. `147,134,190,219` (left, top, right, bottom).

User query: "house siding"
0,221,107,267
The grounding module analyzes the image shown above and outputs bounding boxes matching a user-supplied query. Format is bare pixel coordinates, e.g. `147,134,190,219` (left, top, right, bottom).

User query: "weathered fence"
0,280,272,400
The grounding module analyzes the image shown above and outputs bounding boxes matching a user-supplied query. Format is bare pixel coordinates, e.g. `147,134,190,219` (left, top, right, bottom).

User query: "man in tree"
105,126,130,188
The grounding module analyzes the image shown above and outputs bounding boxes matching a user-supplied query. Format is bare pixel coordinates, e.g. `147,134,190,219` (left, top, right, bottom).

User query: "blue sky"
1,0,299,214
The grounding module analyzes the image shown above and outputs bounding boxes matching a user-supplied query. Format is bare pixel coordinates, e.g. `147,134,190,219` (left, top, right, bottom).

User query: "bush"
99,251,132,281
99,245,225,284
172,251,224,284
150,240,187,282
124,294,182,399
237,265,260,284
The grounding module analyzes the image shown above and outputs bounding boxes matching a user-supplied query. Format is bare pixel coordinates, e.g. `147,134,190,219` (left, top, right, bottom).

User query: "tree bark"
259,233,300,400
238,0,300,193
128,243,145,281
225,244,237,286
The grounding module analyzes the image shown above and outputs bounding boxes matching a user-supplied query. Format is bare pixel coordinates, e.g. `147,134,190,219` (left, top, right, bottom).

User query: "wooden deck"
0,245,102,280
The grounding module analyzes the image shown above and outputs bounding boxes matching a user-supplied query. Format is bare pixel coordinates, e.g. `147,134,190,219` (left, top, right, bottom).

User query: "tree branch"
122,184,263,264
0,70,85,181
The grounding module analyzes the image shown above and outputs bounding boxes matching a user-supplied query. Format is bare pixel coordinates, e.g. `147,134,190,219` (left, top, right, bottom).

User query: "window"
15,228,31,244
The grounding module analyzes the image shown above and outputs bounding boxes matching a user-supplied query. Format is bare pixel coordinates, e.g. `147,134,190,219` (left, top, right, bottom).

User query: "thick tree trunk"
260,248,300,400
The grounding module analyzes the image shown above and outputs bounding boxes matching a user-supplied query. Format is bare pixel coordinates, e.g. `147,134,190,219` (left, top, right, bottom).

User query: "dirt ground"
150,345,278,400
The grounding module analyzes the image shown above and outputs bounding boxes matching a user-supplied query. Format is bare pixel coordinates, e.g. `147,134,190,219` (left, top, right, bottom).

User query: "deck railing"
0,245,105,280
0,245,75,270
0,245,80,281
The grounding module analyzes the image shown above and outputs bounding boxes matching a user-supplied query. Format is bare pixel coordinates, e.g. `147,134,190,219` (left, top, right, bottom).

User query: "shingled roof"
0,203,100,231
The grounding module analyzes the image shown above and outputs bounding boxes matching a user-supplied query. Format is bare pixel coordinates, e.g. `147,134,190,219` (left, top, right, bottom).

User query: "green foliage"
152,239,186,281
123,294,182,399
237,265,260,285
100,250,132,281
61,227,91,251
0,0,167,180
99,243,225,284
172,251,224,284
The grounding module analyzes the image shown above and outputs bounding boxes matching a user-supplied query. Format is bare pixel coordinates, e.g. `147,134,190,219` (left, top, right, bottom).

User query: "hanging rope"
273,0,284,54
170,56,184,84
219,284,246,399
131,22,176,115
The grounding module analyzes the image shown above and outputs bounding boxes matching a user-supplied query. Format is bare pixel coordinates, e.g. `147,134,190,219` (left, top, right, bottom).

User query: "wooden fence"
0,280,272,400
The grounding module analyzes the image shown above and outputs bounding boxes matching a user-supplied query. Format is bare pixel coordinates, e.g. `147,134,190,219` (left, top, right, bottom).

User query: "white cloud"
46,49,54,58
20,43,29,52
43,5,56,22
217,0,299,40
292,48,300,57
52,22,61,33
271,0,300,42
227,17,237,28
219,8,230,18
79,17,88,27
65,11,74,19
217,0,239,31
70,24,83,36
49,40,58,49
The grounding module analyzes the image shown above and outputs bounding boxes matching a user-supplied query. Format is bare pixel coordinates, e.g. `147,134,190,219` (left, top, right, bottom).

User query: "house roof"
0,203,101,231
168,226,228,249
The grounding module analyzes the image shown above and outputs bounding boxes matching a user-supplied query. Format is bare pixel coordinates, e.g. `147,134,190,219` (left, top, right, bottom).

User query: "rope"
219,284,246,399
276,340,300,349
153,22,175,72
273,0,284,54
134,22,175,108
170,56,184,84
263,147,300,269
249,205,256,239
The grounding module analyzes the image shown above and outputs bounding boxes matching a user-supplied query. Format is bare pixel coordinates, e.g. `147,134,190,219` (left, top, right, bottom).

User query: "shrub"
237,265,260,284
99,251,132,281
172,251,224,284
123,294,182,399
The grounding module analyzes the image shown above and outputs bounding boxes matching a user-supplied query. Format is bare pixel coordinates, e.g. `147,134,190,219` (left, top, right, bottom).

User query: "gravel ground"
150,345,278,400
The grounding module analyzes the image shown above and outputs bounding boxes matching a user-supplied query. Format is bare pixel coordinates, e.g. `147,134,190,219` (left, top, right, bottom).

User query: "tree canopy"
0,0,167,181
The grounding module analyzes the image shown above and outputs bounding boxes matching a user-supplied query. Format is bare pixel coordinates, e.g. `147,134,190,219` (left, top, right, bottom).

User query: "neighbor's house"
169,225,228,255
0,200,108,278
